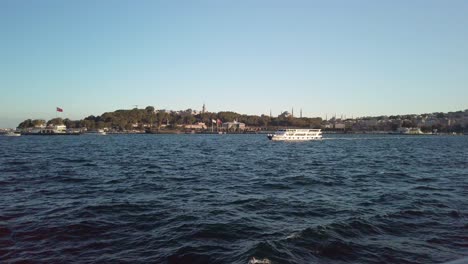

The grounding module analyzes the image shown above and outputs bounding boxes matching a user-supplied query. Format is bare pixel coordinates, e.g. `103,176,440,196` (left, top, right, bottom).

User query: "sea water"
1,134,467,263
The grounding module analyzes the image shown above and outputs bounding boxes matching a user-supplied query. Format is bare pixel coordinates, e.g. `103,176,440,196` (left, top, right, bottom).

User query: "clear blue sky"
1,0,467,128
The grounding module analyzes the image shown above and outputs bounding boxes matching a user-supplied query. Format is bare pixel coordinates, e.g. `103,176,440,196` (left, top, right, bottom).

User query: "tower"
292,107,294,118
202,103,206,114
300,108,302,118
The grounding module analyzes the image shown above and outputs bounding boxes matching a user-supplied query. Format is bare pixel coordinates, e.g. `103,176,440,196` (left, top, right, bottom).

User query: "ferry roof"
278,129,321,132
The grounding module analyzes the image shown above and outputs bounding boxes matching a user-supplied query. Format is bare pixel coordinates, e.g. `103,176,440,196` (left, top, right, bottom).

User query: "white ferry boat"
3,131,21,137
86,129,106,135
21,125,80,135
267,129,322,141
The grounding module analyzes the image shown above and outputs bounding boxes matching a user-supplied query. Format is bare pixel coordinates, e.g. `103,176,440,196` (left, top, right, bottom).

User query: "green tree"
17,119,33,129
47,118,64,126
32,119,46,127
63,118,76,128
16,119,46,129
402,120,414,128
145,106,155,112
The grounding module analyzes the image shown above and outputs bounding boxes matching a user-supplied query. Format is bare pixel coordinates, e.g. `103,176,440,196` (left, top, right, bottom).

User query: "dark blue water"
1,134,467,263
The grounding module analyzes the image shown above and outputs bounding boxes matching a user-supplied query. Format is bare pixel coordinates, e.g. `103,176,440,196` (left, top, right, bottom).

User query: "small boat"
86,129,106,135
4,131,21,137
267,129,322,141
389,127,426,135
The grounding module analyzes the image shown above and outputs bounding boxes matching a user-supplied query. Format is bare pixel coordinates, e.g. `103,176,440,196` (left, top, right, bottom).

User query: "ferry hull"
268,136,322,141
21,132,81,136
3,133,21,137
267,129,322,141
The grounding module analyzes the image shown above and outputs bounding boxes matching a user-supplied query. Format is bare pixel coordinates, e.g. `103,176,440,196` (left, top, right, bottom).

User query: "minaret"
270,109,272,118
300,108,303,118
292,107,294,118
202,103,206,114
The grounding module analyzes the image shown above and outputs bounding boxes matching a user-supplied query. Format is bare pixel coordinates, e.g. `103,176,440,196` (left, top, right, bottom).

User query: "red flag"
56,107,63,112
217,119,222,125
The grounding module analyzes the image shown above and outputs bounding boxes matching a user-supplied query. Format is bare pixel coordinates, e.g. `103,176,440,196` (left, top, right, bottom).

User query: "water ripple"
0,134,467,263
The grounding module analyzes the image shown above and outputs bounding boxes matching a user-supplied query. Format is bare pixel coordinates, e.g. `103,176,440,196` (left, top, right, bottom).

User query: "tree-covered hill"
16,106,322,131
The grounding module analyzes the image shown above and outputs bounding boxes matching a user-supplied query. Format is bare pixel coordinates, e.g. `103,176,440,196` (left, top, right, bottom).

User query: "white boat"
86,129,106,135
23,124,67,135
389,127,426,135
267,129,322,141
3,131,21,137
20,125,82,135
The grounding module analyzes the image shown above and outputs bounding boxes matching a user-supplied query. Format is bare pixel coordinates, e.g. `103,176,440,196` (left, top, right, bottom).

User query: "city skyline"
8,103,468,123
1,1,468,128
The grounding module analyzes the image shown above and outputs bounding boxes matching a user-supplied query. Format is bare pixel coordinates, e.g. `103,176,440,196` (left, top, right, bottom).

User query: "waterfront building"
334,123,346,129
182,122,206,130
222,121,246,131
